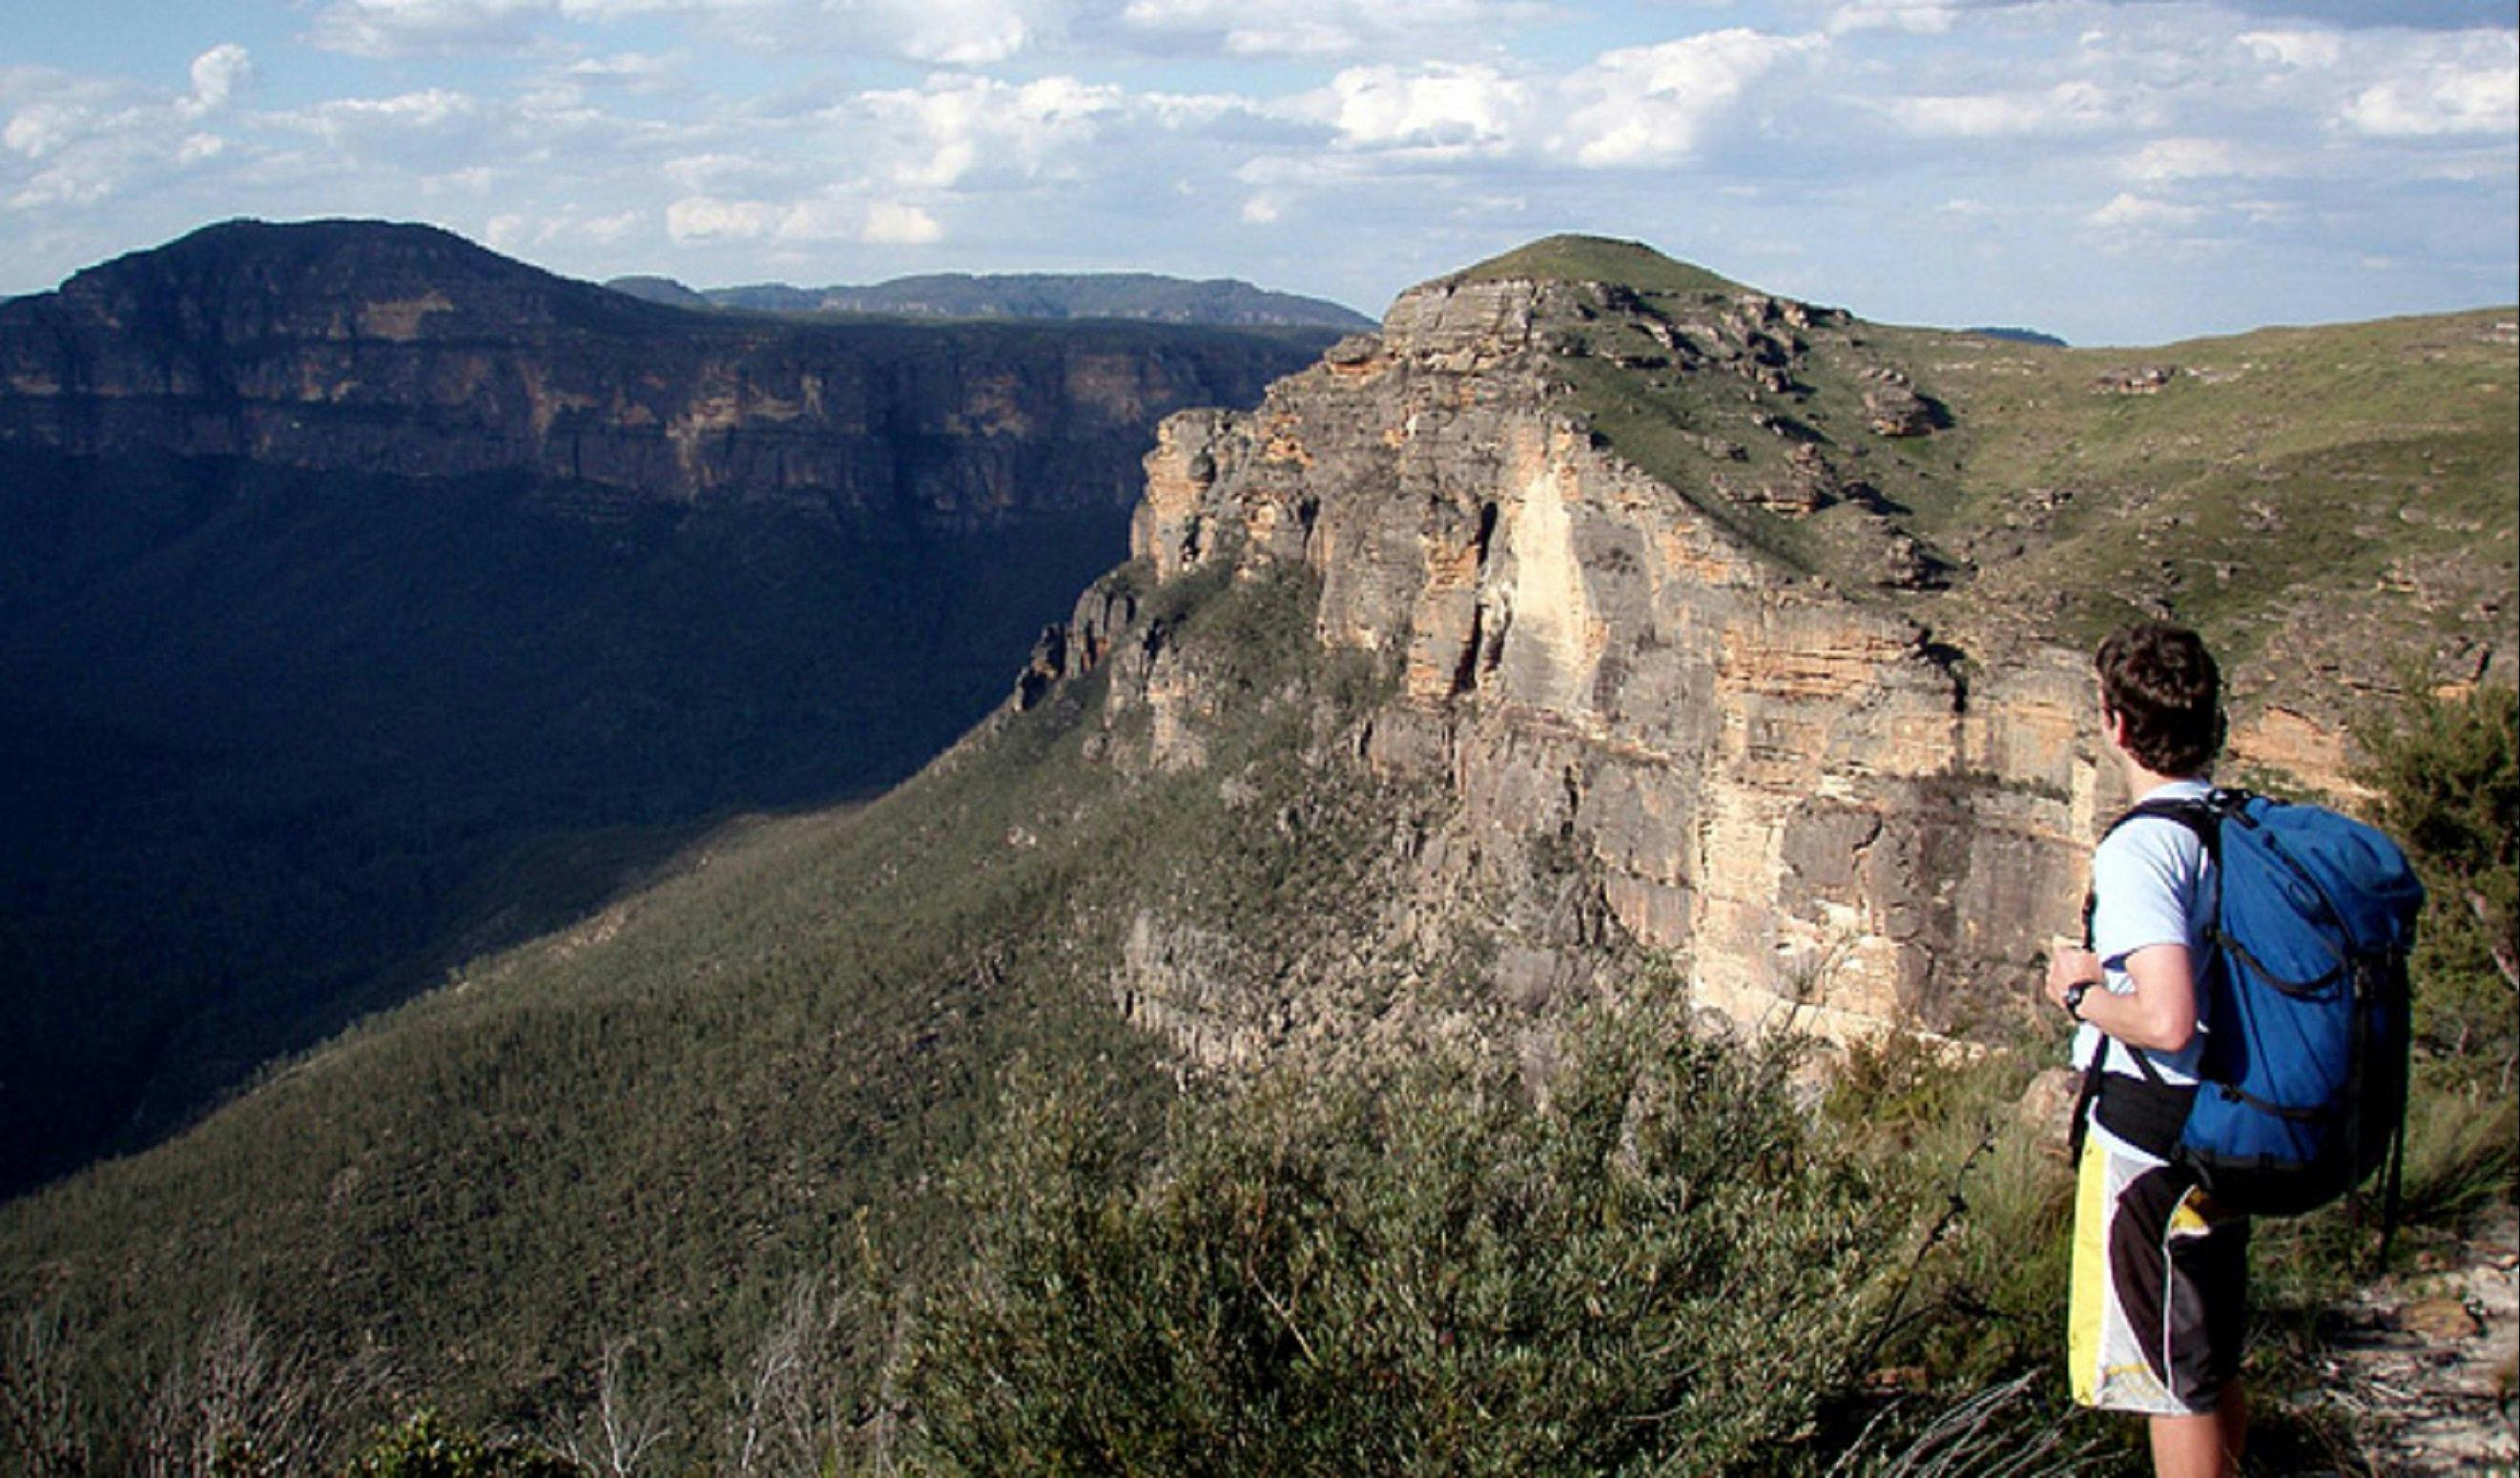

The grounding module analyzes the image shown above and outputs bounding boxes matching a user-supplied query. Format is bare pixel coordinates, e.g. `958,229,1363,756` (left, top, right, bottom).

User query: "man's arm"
2046,942,2200,1053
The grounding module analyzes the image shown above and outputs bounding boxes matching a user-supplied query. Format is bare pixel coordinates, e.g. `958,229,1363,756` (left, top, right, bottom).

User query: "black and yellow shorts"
2068,1126,2250,1415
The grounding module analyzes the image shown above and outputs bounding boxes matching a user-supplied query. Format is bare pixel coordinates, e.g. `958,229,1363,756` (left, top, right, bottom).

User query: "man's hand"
2046,943,2100,1013
2043,940,2199,1050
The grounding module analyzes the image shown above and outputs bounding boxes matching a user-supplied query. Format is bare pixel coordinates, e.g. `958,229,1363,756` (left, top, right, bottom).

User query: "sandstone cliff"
1024,249,2517,1057
0,219,1329,531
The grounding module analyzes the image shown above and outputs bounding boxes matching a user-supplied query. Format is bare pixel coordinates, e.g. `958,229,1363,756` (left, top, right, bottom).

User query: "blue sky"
3,0,2512,343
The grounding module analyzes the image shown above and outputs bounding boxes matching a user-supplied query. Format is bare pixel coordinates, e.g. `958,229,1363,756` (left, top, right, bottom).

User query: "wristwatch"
2063,980,2094,1020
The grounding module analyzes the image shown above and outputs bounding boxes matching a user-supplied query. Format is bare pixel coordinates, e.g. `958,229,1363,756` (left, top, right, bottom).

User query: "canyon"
0,218,1334,1196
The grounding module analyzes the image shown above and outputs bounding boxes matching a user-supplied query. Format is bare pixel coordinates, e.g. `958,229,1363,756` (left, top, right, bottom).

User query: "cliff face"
0,220,1325,529
1033,267,2511,1057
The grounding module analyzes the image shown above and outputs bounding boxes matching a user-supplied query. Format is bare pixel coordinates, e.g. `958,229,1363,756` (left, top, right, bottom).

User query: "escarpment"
1027,254,2517,1059
0,219,1328,530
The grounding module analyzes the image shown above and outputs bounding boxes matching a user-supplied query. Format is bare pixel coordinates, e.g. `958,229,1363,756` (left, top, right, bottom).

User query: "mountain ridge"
605,267,1376,330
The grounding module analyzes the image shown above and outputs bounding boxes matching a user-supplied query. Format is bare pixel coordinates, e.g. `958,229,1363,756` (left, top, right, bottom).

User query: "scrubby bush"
2359,681,2519,1088
908,1005,1906,1476
343,1408,580,1477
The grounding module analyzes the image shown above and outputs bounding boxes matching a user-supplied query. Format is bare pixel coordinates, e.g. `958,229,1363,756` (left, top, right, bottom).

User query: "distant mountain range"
1963,325,2069,346
605,269,1379,330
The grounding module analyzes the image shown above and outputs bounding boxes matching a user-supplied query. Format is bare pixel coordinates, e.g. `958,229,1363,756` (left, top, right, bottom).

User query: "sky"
1,1,2512,344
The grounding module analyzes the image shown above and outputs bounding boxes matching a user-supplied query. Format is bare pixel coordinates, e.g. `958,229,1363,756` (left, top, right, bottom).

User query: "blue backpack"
2086,789,2425,1219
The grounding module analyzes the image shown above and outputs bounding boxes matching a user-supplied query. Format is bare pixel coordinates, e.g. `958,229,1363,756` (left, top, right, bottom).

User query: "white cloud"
2343,49,2518,136
857,73,1120,190
305,0,1046,63
1315,64,1529,150
1138,91,1256,129
2085,191,2205,228
10,161,118,210
423,165,498,193
0,65,267,216
861,199,942,243
186,46,254,114
666,192,944,245
1556,30,1824,168
481,203,651,252
662,153,775,193
580,209,644,242
567,52,671,80
544,51,678,105
2239,30,2344,71
665,195,781,241
288,89,483,138
4,103,84,160
1829,1,1960,36
856,0,1050,65
306,0,551,59
2119,136,2253,181
1246,29,1823,175
1890,79,2117,136
1118,0,1542,59
1,0,2511,345
1221,20,1360,56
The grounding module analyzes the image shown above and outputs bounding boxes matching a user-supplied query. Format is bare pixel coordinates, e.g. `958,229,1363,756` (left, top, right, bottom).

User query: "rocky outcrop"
2095,365,2174,395
0,220,1331,532
1043,273,2134,1057
1862,374,1936,438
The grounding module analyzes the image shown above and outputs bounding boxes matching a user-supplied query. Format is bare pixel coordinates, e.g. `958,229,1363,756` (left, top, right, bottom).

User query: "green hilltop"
1451,233,1752,297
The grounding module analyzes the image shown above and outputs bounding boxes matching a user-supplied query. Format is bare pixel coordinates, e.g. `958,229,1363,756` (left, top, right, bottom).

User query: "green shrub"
344,1408,580,1478
2359,681,2518,1088
908,1005,1905,1476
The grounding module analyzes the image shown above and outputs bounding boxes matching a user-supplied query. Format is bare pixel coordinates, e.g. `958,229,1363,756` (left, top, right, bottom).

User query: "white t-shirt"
2072,777,2216,1089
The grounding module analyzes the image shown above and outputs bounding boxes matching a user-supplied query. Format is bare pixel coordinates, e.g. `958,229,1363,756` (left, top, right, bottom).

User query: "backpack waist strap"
2093,1069,2196,1161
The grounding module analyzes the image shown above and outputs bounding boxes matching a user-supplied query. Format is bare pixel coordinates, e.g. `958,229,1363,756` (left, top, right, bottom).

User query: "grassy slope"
1876,314,2518,664
1452,235,1751,297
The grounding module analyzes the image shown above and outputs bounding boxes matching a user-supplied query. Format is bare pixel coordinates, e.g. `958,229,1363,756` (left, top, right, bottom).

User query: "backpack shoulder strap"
2102,789,2236,851
2081,788,2239,946
2075,788,2241,1110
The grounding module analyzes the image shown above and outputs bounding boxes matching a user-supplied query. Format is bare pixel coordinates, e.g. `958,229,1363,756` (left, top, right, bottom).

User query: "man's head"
2096,622,2222,778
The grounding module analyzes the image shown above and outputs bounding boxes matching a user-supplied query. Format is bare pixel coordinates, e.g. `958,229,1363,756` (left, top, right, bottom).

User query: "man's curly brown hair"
2096,622,2223,777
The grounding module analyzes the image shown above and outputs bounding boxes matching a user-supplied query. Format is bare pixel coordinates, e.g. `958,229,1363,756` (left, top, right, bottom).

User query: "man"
2045,622,2247,1478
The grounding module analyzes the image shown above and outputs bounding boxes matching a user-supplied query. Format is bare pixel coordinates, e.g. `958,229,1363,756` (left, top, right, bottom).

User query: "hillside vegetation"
0,565,1423,1460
